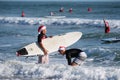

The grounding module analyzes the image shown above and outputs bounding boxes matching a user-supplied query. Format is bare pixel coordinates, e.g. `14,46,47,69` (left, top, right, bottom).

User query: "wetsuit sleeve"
66,54,71,65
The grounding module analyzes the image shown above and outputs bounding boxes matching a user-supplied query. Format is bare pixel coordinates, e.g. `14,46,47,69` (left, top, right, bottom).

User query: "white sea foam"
0,17,120,29
0,47,119,79
0,60,119,80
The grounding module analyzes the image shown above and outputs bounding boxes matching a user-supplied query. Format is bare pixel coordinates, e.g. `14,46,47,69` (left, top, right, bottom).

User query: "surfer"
103,19,110,33
69,8,73,13
21,11,25,17
37,25,49,64
59,7,64,12
58,46,87,66
50,12,54,16
88,8,92,12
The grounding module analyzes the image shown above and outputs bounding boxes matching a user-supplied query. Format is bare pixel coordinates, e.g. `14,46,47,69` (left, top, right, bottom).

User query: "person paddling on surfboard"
58,46,87,66
103,19,110,33
37,25,49,64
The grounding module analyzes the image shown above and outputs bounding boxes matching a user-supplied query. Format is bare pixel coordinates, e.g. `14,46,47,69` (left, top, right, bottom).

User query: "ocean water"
0,1,120,80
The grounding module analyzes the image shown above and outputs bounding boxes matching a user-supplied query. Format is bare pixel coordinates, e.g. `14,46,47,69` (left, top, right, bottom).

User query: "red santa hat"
38,25,46,34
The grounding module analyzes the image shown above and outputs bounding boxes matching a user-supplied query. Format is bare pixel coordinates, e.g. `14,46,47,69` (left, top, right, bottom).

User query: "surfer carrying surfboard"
103,19,110,33
58,46,87,66
37,25,49,64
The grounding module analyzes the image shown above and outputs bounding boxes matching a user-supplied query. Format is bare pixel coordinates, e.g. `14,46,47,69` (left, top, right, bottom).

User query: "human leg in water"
38,55,49,64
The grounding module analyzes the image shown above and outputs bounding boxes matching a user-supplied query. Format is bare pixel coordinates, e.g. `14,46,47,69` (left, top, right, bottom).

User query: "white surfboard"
16,32,82,57
101,37,120,43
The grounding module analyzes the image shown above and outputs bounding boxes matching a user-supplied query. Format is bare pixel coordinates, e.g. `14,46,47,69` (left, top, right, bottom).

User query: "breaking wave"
0,17,120,29
0,60,119,80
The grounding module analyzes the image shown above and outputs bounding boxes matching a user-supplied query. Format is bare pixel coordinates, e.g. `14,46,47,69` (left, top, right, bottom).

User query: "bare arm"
39,42,48,55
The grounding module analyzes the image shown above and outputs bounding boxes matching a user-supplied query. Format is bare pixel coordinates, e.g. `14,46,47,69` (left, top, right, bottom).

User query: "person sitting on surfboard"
103,19,110,33
58,46,87,66
37,25,49,64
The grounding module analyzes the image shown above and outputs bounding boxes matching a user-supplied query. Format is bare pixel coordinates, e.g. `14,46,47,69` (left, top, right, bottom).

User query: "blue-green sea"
0,1,120,80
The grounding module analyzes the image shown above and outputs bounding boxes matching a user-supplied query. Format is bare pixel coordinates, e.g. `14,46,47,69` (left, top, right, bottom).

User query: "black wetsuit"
38,33,47,43
65,49,83,65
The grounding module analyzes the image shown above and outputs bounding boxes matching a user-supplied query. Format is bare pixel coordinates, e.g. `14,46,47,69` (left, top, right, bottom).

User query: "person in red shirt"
69,8,73,13
21,11,25,17
88,8,92,12
103,19,110,33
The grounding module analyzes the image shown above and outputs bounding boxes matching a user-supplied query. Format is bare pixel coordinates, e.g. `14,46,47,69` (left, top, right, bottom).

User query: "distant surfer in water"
37,25,49,64
21,11,25,17
69,8,73,13
59,7,64,12
58,46,87,66
88,8,92,12
50,12,54,16
103,19,110,33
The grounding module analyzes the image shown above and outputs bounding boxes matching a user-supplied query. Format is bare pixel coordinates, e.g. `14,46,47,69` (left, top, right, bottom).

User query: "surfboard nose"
16,52,20,56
